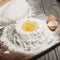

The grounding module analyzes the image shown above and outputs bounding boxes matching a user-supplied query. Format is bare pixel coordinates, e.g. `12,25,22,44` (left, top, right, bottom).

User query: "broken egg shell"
47,21,58,31
48,26,58,31
48,15,57,23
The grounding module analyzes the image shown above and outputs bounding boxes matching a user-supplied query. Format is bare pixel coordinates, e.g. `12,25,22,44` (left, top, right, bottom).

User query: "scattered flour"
4,50,10,54
0,17,60,55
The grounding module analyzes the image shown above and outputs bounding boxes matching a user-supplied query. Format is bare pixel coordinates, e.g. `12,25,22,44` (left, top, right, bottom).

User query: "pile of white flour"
0,17,60,55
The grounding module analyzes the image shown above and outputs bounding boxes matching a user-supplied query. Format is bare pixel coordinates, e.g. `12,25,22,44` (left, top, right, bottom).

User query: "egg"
15,18,38,34
21,21,36,32
47,15,59,31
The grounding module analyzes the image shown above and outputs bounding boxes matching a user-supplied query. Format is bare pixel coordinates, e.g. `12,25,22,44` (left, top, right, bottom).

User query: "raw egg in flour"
15,18,38,34
21,21,36,32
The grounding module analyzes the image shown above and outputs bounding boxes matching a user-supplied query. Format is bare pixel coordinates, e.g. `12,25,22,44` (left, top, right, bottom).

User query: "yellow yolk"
22,22,36,32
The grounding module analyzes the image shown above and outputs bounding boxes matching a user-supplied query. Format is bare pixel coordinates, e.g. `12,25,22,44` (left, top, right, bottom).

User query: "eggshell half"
47,21,58,31
48,15,57,22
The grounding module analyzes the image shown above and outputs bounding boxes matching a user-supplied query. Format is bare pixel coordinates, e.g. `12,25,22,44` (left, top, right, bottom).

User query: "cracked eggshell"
48,15,57,22
48,26,57,31
47,15,59,31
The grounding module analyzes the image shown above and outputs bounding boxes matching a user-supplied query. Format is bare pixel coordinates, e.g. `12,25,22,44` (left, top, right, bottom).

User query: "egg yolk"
22,22,36,32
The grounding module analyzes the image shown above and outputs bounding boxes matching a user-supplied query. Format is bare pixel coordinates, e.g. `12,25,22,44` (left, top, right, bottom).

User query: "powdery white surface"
4,50,10,54
0,0,16,26
0,17,60,55
3,0,29,20
0,0,29,26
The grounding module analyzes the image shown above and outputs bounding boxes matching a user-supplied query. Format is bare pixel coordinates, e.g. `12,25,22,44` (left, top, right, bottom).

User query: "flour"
4,50,10,54
3,0,29,20
0,16,60,55
0,0,29,27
